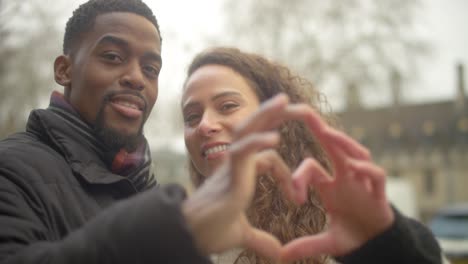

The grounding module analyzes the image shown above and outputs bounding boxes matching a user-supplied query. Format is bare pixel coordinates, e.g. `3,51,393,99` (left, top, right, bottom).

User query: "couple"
0,0,441,263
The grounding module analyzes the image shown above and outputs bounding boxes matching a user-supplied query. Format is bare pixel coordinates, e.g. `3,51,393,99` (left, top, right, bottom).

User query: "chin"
96,123,143,151
94,104,145,151
111,125,141,138
205,164,223,177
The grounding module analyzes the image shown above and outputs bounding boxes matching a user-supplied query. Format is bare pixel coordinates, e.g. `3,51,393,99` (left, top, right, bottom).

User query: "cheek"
145,87,158,112
73,69,107,101
184,130,198,158
76,60,106,87
184,130,207,175
229,108,259,128
72,82,111,123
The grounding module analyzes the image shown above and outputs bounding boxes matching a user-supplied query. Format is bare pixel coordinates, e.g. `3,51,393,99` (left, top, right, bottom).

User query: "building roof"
337,100,468,155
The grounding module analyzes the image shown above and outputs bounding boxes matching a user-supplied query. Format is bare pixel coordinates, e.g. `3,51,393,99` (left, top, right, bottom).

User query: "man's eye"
101,52,123,63
143,65,160,78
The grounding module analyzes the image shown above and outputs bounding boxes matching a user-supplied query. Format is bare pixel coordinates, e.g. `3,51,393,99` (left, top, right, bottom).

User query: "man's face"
66,12,161,150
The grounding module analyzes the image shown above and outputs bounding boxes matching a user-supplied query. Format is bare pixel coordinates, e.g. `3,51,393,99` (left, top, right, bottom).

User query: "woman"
181,47,441,264
182,47,330,263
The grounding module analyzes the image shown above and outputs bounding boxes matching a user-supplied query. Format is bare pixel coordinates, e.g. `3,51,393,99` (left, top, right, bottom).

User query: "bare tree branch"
221,0,430,108
0,0,67,138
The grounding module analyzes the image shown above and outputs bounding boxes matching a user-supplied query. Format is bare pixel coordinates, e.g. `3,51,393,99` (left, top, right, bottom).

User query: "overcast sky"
408,0,468,102
149,0,468,150
143,0,468,108
48,0,468,149
64,0,468,106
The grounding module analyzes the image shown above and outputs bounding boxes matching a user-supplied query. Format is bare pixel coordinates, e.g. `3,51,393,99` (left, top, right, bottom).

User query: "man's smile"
108,93,146,119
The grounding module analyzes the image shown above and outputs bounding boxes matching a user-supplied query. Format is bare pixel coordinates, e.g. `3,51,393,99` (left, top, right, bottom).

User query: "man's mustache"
102,90,148,114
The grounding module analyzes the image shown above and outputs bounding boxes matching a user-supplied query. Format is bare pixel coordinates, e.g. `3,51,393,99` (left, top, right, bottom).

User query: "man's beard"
93,91,147,152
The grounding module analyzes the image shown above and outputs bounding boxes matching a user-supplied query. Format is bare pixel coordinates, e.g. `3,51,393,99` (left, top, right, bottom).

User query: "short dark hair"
63,0,161,54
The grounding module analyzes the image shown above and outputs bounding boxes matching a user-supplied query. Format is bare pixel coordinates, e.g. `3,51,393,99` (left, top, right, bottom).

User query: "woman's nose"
197,113,222,137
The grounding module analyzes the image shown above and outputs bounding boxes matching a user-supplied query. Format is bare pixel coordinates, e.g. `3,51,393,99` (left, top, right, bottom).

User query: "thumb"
244,225,282,262
292,158,332,204
281,232,334,262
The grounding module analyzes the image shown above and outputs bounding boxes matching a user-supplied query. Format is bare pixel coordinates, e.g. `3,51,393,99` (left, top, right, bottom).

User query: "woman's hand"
281,110,395,262
183,94,319,261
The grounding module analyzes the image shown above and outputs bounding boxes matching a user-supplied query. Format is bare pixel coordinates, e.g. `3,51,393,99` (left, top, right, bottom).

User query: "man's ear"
54,55,72,87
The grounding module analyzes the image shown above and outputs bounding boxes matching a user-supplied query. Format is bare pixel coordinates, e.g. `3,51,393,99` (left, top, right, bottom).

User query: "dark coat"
0,108,442,264
0,109,209,264
335,207,442,263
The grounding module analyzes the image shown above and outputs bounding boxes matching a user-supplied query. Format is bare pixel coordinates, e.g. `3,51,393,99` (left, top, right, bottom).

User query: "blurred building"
338,64,468,222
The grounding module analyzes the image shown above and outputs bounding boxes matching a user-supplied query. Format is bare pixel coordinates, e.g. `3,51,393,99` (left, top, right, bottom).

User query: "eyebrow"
96,35,162,64
182,91,243,111
96,35,129,49
212,91,242,101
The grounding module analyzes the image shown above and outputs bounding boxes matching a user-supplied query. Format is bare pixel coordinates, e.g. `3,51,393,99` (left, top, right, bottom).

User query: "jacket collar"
27,109,127,185
25,92,156,191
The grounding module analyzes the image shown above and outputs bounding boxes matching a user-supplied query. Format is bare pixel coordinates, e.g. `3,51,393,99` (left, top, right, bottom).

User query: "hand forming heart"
280,106,395,262
182,94,395,263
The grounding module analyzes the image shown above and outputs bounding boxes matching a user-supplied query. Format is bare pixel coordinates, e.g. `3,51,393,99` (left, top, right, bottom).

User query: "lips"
202,143,230,159
109,94,146,119
205,144,229,155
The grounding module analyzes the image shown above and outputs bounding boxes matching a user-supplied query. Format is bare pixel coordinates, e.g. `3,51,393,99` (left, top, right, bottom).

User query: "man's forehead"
90,12,161,45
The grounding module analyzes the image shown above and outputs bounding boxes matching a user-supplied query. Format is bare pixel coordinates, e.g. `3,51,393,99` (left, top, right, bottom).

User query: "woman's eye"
221,102,239,111
184,113,201,126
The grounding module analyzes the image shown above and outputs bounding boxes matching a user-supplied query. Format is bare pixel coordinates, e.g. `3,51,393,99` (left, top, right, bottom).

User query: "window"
424,168,435,196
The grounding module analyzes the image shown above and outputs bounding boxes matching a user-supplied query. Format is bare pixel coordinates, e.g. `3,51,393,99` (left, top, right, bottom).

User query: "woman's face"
182,64,260,178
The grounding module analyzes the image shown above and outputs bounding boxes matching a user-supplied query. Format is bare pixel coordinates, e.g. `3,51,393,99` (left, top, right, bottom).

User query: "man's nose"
120,61,145,90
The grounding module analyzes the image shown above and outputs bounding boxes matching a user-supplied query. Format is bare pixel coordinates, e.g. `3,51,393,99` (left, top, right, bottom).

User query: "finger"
283,104,326,127
321,128,371,161
235,96,322,140
234,93,289,139
300,106,329,134
292,158,333,204
315,134,348,177
228,132,280,203
301,109,371,164
244,226,282,262
281,232,335,262
255,150,295,202
347,159,387,200
298,112,349,176
229,132,280,163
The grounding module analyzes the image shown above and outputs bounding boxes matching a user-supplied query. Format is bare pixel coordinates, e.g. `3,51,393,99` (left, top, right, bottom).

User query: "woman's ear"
54,55,72,87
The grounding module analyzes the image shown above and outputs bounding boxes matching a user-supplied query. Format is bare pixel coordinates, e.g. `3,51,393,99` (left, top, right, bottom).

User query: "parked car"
429,203,468,264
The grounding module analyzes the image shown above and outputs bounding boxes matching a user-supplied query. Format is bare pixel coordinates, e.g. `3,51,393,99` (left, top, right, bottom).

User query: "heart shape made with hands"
278,121,395,262
237,97,395,262
184,95,395,263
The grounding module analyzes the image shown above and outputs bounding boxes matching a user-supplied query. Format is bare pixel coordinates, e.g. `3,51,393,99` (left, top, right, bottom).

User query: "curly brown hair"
183,47,334,264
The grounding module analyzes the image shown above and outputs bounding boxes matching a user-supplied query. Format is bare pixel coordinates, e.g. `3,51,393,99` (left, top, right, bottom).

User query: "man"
0,0,298,263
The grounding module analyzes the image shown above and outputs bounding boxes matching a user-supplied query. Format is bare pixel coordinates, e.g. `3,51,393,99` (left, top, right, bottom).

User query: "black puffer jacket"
0,108,210,264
